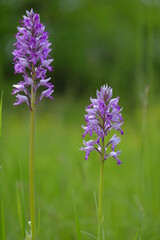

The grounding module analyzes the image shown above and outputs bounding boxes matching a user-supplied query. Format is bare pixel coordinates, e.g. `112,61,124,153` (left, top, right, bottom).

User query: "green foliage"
1,98,160,239
0,1,160,239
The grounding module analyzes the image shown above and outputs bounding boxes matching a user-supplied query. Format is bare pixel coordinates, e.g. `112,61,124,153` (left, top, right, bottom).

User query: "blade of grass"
16,183,25,239
81,231,97,239
72,190,81,240
0,91,3,137
94,191,98,220
37,208,41,238
133,230,140,240
0,197,6,240
25,222,32,240
0,91,5,240
25,231,31,240
17,157,26,239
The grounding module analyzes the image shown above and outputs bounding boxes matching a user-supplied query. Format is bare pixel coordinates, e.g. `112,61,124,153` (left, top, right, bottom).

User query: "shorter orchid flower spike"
81,84,124,165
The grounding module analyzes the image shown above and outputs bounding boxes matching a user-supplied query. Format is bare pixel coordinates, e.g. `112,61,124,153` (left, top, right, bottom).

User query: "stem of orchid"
97,138,105,240
29,65,36,240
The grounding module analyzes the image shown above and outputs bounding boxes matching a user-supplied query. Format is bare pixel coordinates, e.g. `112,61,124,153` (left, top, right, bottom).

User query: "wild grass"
0,97,160,240
0,91,6,240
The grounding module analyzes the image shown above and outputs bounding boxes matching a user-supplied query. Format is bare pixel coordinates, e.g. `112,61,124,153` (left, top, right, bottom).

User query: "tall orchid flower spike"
12,9,54,240
81,84,124,240
12,8,54,109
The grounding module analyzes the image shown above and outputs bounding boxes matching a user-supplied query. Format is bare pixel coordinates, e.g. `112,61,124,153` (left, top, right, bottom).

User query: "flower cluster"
12,9,54,108
81,84,124,164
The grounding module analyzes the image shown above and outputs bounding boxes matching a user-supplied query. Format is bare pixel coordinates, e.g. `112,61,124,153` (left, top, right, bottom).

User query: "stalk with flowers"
12,9,54,240
81,84,123,240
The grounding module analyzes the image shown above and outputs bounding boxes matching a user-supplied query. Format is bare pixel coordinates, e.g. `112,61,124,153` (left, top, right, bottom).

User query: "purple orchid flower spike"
81,84,124,165
12,8,54,109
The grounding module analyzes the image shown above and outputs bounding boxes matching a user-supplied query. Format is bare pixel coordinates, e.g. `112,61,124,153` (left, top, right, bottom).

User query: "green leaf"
0,91,3,138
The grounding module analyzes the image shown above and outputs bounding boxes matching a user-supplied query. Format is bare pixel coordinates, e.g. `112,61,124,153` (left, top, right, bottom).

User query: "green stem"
29,65,36,240
97,139,105,240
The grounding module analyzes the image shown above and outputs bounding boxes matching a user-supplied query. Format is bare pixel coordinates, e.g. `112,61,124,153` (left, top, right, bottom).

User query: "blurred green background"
1,0,160,106
0,0,160,239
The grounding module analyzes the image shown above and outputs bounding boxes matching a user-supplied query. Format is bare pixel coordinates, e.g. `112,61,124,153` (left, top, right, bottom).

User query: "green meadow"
1,1,160,239
1,97,160,240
